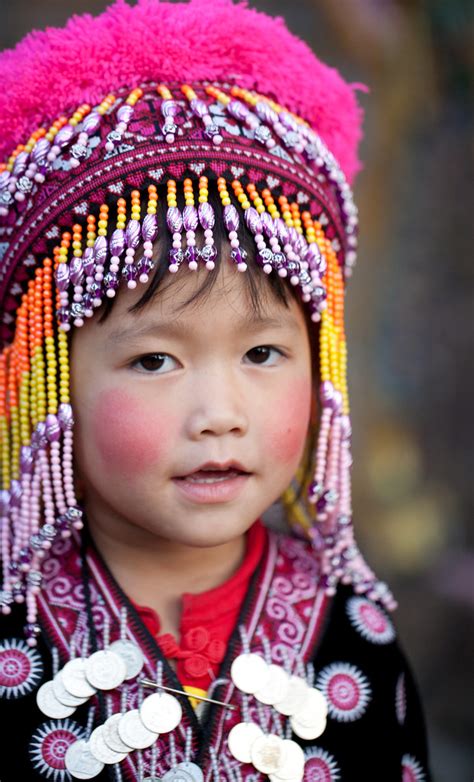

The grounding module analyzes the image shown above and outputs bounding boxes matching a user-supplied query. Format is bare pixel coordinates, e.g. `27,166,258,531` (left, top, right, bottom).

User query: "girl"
0,1,431,780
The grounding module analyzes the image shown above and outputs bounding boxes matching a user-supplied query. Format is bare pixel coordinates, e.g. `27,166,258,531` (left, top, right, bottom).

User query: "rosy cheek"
92,389,172,477
263,380,312,464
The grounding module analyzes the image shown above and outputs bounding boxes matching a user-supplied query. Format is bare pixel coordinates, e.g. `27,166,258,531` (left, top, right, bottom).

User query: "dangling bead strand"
182,178,199,270
138,185,159,283
167,179,184,273
217,178,247,271
197,176,217,270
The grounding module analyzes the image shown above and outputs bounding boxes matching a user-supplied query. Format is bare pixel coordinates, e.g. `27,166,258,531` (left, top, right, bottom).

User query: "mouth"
171,462,252,503
173,461,251,483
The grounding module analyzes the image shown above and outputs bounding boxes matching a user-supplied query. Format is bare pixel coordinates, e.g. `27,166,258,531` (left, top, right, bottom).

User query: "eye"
131,353,179,374
244,345,284,366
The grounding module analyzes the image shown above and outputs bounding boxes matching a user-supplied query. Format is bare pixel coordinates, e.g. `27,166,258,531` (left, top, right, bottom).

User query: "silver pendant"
227,721,264,764
102,712,134,753
273,674,308,716
250,733,286,774
109,639,144,680
85,649,127,690
61,657,97,698
65,738,105,780
230,652,269,694
270,739,305,780
89,724,128,765
118,708,159,749
292,686,327,724
269,772,304,782
162,763,203,782
140,692,182,734
290,711,327,741
254,663,289,706
36,680,76,719
52,671,89,708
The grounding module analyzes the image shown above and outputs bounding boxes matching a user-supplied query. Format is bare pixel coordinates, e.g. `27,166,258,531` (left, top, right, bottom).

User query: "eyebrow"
107,313,301,345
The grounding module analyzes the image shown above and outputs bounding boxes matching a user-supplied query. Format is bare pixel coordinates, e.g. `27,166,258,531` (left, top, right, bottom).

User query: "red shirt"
133,520,267,693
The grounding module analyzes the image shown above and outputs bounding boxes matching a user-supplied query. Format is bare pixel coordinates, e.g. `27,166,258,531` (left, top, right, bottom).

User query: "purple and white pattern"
346,596,396,645
0,637,43,699
396,672,407,725
29,719,86,781
303,747,341,781
316,662,371,722
401,754,426,782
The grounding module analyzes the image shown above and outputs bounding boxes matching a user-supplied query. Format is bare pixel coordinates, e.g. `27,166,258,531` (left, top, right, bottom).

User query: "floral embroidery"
29,719,86,780
346,596,396,645
402,753,426,782
316,662,371,722
0,637,43,699
303,747,341,781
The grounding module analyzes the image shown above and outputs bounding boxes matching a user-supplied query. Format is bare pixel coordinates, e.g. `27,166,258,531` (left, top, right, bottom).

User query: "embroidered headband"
0,0,395,644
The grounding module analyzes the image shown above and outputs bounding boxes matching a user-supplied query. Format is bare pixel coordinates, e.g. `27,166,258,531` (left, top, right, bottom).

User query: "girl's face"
71,259,313,549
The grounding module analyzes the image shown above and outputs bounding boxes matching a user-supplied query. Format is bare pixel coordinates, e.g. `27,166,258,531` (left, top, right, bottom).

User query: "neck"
84,501,247,637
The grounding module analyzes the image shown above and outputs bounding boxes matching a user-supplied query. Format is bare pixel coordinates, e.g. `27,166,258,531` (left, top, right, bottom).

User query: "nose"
185,369,248,440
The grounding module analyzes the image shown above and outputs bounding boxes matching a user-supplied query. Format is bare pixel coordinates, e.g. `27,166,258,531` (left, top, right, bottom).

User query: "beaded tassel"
197,176,217,270
0,256,83,640
167,179,184,273
217,178,248,272
183,179,199,270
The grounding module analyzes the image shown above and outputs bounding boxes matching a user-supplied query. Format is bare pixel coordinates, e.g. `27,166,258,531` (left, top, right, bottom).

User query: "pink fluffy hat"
0,0,396,637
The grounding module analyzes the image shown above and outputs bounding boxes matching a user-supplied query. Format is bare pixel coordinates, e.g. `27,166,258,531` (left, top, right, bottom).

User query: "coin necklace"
228,645,329,780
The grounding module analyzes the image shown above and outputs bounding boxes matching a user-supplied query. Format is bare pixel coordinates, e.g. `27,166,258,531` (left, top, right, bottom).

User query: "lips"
173,461,250,482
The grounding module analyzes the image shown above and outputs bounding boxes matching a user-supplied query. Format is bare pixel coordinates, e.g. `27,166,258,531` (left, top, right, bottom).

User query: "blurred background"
1,1,473,779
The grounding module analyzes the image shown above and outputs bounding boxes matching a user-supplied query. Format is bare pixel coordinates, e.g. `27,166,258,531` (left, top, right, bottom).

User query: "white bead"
229,231,237,240
230,239,239,248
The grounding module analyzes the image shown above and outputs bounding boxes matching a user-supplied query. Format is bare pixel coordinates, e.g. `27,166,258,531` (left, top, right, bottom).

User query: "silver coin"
52,671,89,708
162,766,200,782
89,724,128,765
269,773,304,782
36,680,76,719
103,712,134,753
273,675,309,716
230,652,269,694
228,721,264,764
254,663,290,706
118,708,159,750
65,739,105,780
62,657,97,698
290,711,327,741
174,763,204,782
291,686,328,727
109,639,144,680
270,739,305,780
251,733,286,774
140,692,182,734
85,649,127,690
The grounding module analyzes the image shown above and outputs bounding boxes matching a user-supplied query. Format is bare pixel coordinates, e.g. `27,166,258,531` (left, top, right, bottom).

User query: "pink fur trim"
0,0,364,183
